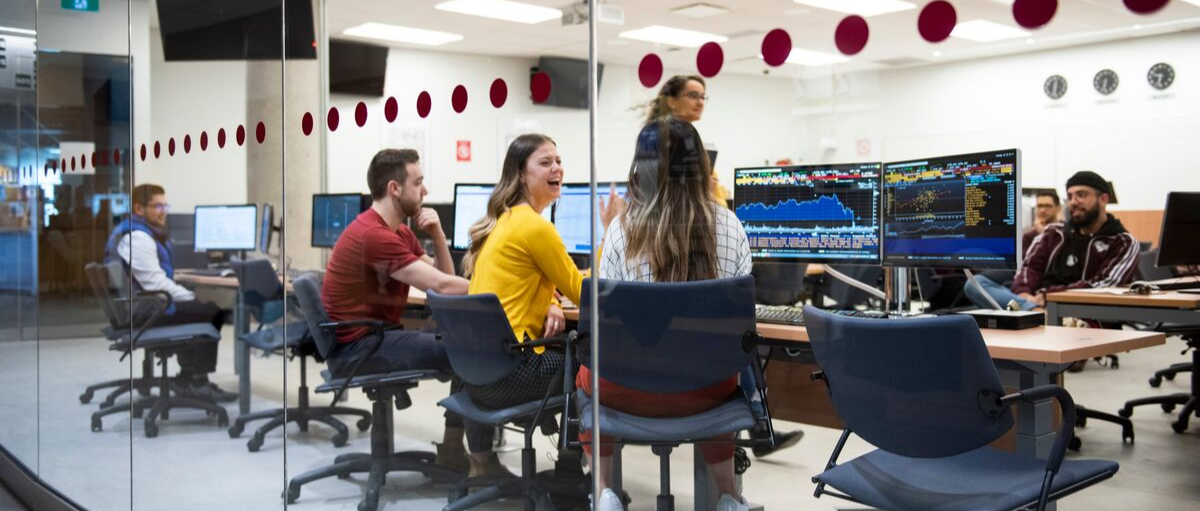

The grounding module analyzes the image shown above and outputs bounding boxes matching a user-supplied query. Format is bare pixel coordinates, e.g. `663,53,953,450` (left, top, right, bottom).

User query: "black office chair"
85,261,229,437
805,307,1119,511
752,262,807,306
572,276,772,511
819,265,883,310
80,262,166,409
226,259,371,452
427,291,579,511
286,273,458,511
1131,249,1192,387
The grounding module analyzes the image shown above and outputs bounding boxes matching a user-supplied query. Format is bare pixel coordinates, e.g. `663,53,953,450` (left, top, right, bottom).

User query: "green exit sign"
62,0,98,12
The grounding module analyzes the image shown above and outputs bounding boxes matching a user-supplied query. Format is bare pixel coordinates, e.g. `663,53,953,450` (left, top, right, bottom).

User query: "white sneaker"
588,488,624,511
717,493,749,511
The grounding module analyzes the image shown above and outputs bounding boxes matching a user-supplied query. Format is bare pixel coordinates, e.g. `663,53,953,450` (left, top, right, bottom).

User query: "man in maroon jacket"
965,171,1139,311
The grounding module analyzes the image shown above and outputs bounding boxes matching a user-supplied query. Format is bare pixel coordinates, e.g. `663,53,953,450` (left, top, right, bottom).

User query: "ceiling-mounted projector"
561,1,625,26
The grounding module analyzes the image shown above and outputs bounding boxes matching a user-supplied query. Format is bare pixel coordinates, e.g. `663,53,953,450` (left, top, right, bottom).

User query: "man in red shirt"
322,148,471,468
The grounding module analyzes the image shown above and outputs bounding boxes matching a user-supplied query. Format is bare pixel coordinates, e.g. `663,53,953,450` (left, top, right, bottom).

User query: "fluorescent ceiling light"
671,3,730,19
0,26,37,35
950,19,1031,42
434,0,562,24
343,23,463,46
792,0,916,17
1181,0,1200,7
619,25,729,48
783,47,850,66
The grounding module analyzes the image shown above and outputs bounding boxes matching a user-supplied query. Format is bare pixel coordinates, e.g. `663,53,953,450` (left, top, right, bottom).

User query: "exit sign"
62,0,98,12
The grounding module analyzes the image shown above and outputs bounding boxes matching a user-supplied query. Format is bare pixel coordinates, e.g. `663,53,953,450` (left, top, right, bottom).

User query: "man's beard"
396,195,419,218
1071,204,1100,226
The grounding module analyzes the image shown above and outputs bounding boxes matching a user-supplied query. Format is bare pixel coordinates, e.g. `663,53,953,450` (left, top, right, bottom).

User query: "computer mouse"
1129,281,1159,295
220,269,235,278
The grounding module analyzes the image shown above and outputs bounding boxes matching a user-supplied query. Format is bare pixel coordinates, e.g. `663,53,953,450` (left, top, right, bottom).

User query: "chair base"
89,350,228,437
1120,343,1199,434
230,405,371,451
1069,405,1134,451
445,447,566,511
1149,362,1193,388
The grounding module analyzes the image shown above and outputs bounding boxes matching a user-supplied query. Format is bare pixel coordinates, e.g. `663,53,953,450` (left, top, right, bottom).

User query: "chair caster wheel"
1163,403,1177,413
284,487,300,504
1149,376,1163,388
1076,416,1087,428
145,424,159,438
229,424,244,438
337,472,352,480
80,392,93,404
1118,408,1133,419
1165,373,1177,381
1068,436,1081,451
356,418,371,431
247,438,263,452
91,417,103,432
1171,421,1187,434
218,417,230,428
332,433,348,448
1123,431,1135,444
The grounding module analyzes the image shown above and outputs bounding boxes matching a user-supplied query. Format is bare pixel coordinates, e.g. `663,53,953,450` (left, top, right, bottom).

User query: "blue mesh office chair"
574,276,771,511
803,306,1118,511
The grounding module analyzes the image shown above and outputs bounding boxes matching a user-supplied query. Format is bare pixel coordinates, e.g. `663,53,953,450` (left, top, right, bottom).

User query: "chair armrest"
507,330,583,351
999,384,1077,475
123,290,174,346
318,319,393,405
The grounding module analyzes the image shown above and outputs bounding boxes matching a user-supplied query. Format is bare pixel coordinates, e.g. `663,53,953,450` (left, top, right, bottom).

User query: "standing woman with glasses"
642,75,727,201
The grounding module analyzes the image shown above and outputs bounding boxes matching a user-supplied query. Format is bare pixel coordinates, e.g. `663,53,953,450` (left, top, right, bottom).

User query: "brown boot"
434,442,470,473
468,452,518,479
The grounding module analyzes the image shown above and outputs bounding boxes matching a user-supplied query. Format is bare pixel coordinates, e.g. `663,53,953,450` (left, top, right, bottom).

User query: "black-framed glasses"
682,91,708,101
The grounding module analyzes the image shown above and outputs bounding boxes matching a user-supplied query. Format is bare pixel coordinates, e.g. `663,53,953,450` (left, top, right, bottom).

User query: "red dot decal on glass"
385,97,399,122
154,141,161,159
256,122,266,144
168,138,176,156
302,112,314,136
140,144,147,161
236,125,246,146
218,129,227,148
81,154,87,169
1124,0,1169,14
200,132,209,151
114,149,121,165
638,54,663,87
327,107,340,132
696,42,724,78
90,151,97,166
1013,0,1056,29
918,1,956,43
530,73,551,104
59,158,65,170
452,85,468,113
490,79,508,108
417,91,432,118
71,157,76,171
761,29,792,67
355,102,368,127
835,15,870,56
184,135,192,153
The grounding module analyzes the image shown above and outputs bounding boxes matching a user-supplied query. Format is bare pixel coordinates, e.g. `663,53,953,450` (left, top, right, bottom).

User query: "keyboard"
755,305,806,326
1151,280,1200,291
830,309,890,319
187,268,230,277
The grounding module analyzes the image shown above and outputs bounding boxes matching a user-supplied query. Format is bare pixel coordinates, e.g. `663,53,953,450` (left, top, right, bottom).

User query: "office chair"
428,292,581,511
804,306,1118,511
286,273,458,511
752,262,807,305
1132,249,1192,388
80,262,165,409
86,261,228,437
572,276,772,511
820,265,883,310
226,259,371,452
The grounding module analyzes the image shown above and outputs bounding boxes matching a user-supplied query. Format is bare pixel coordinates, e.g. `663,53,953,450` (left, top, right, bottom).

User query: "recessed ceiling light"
932,50,942,57
950,20,1031,42
987,0,1015,5
792,0,916,17
778,47,851,66
434,0,562,24
671,3,730,19
619,25,729,48
1180,0,1200,6
343,23,463,46
1025,37,1034,44
0,26,37,35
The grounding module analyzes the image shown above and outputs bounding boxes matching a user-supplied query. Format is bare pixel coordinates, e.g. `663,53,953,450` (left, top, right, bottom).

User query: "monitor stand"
884,267,925,317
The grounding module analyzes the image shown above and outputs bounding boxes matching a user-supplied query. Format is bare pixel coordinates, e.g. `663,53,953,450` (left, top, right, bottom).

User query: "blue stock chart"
734,163,881,263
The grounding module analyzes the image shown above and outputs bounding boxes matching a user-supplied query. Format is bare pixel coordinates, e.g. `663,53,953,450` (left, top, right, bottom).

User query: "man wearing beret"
965,170,1139,311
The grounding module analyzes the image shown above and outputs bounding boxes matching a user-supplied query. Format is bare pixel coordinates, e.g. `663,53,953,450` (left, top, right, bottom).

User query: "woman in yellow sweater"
459,133,621,476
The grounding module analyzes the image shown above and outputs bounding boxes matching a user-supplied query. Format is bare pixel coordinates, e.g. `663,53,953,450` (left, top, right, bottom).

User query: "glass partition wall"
2,1,1199,511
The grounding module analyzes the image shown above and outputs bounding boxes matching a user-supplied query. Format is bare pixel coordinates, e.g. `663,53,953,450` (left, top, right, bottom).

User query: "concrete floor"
0,325,1198,511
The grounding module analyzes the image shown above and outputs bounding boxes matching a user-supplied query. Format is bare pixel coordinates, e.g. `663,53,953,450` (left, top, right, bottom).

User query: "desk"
1046,284,1200,326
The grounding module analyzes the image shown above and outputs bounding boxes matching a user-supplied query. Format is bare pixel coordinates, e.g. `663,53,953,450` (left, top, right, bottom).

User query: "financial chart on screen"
882,149,1020,269
734,163,881,263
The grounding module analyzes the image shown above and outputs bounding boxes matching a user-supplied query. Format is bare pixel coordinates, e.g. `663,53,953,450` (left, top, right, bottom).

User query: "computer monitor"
452,184,553,251
734,163,882,264
554,182,628,255
194,205,258,252
882,149,1021,269
1156,192,1200,267
259,203,274,254
312,193,368,248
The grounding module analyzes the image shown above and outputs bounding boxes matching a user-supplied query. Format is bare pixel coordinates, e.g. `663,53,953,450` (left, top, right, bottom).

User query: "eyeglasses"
148,203,170,212
681,92,708,102
1035,204,1057,209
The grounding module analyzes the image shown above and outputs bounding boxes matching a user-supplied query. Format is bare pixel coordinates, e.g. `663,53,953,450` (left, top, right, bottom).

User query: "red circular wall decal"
114,148,121,165
385,97,399,122
184,135,192,153
1124,0,1169,14
417,91,432,118
153,141,161,159
140,145,147,161
638,54,663,87
761,29,792,67
301,112,314,136
1013,0,1057,29
256,121,266,144
80,155,86,169
70,157,75,171
452,85,468,113
327,107,340,132
696,42,724,78
490,79,508,108
218,129,227,148
90,151,97,166
835,15,870,55
200,132,209,151
918,1,957,43
530,72,551,104
168,138,176,156
236,125,246,146
355,101,368,127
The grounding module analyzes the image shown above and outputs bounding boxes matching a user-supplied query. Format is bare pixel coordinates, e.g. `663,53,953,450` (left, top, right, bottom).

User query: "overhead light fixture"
0,26,37,35
950,20,1031,42
986,0,1015,5
619,25,729,48
671,3,730,19
932,50,943,57
781,47,851,66
434,0,562,24
1180,0,1200,6
792,0,916,17
343,23,463,46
